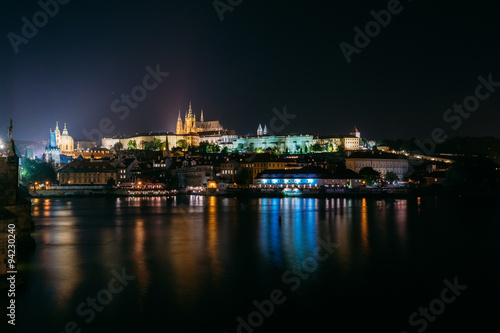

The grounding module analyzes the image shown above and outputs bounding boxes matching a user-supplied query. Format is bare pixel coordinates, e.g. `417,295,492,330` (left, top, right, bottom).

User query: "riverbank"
28,186,499,199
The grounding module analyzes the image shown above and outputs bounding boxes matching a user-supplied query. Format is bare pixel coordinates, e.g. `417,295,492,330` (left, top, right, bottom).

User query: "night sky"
1,0,499,143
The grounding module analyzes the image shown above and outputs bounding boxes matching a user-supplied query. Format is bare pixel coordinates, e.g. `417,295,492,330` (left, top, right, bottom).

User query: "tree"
113,142,123,153
385,171,399,184
311,143,324,152
198,142,209,153
247,142,255,153
20,159,57,185
143,138,161,151
359,167,381,186
406,170,427,187
151,137,161,151
127,140,136,150
142,137,161,150
177,140,188,150
443,156,498,193
336,145,346,156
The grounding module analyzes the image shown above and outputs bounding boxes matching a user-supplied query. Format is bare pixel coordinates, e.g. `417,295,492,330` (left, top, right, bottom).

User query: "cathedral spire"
55,121,59,131
176,110,184,135
188,101,193,117
263,124,268,135
8,119,13,140
200,109,204,123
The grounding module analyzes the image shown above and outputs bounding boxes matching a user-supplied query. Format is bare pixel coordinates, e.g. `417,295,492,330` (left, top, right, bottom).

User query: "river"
4,195,500,332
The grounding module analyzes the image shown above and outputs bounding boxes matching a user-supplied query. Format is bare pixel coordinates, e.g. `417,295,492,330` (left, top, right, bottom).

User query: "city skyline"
1,0,499,143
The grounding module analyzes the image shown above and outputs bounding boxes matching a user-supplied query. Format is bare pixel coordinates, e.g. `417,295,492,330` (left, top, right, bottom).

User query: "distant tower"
200,109,204,123
257,124,263,136
45,129,61,164
54,121,61,148
176,110,184,134
350,126,361,138
263,124,268,135
185,102,196,134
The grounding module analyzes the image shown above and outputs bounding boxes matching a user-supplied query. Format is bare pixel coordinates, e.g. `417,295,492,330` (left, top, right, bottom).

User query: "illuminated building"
44,130,61,164
252,167,364,188
221,155,287,183
345,151,409,179
54,122,74,154
57,158,118,185
176,102,225,135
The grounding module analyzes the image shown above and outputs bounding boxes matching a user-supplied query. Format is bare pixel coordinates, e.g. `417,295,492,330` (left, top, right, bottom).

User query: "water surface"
6,195,500,332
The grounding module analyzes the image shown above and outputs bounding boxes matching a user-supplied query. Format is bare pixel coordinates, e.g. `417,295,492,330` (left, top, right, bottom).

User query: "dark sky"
1,0,499,143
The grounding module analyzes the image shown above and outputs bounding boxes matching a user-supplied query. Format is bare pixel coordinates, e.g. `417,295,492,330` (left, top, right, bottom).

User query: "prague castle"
176,102,225,134
99,102,362,153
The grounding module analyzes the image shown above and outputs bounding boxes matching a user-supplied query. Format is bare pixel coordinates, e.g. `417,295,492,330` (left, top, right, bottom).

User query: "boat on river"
282,188,302,197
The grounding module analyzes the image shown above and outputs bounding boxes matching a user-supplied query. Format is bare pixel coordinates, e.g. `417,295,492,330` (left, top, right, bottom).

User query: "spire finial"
8,119,13,140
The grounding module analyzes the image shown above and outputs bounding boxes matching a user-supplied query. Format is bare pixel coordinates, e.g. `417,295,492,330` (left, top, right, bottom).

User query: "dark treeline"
379,136,500,158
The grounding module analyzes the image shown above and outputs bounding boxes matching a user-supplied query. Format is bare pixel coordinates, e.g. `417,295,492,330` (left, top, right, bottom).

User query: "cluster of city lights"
261,179,315,184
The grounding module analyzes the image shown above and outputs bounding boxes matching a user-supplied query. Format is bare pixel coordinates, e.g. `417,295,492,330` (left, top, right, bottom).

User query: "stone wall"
0,155,19,206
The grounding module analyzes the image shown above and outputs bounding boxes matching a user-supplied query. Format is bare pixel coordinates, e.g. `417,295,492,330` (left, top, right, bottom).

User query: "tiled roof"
58,159,117,172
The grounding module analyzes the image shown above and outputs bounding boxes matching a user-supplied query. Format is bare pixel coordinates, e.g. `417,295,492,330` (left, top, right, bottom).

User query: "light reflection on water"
15,195,498,332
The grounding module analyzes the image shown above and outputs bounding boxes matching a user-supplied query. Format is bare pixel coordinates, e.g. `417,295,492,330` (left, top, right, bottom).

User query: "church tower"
54,122,61,148
350,126,361,138
176,110,184,134
257,124,263,136
184,101,196,134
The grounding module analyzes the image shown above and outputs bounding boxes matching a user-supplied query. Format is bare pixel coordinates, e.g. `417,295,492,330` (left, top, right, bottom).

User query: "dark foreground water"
3,195,500,332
